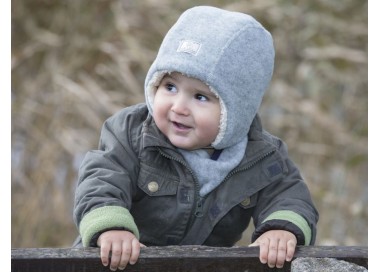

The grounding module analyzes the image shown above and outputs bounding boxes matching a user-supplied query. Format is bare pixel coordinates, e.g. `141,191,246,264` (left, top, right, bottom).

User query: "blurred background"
11,0,367,248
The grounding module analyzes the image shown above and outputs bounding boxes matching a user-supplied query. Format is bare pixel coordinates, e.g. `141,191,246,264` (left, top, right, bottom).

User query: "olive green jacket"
73,103,318,247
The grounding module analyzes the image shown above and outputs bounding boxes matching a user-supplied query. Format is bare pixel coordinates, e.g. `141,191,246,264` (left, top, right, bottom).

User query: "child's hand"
97,230,145,271
249,230,296,269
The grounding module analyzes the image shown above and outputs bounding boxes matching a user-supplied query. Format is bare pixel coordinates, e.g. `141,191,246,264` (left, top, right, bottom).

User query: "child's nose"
171,95,190,115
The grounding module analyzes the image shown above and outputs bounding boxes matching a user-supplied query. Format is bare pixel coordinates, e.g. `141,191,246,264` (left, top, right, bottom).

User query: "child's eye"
165,83,178,93
195,94,208,101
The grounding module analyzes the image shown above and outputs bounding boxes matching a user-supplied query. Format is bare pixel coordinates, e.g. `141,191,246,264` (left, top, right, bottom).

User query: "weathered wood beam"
11,245,368,272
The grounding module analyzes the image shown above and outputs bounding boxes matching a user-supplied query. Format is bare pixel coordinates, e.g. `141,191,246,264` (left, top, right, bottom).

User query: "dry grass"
12,0,367,247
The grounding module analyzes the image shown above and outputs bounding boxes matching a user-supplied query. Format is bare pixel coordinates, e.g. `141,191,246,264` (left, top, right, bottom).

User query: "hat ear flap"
209,86,227,148
145,71,169,115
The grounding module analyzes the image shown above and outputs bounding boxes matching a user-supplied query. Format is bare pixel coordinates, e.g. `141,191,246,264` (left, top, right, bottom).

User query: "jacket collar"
142,113,275,162
142,114,175,150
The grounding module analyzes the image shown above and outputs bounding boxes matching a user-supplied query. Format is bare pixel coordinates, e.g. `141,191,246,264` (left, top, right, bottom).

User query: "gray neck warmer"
178,137,248,196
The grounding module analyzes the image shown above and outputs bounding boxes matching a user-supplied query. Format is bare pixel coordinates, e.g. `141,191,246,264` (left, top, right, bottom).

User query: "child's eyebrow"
163,74,178,82
199,87,216,96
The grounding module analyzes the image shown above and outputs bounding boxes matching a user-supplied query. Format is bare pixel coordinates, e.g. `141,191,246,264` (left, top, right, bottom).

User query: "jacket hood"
145,6,275,149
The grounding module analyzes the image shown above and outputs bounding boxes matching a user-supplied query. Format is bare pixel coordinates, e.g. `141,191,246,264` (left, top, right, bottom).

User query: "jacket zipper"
222,148,276,183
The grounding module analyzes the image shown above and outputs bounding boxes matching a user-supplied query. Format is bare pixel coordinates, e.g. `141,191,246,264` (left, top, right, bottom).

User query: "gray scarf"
178,136,248,196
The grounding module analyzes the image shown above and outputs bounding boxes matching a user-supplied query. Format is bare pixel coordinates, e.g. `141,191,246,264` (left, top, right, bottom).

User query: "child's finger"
266,238,278,268
286,239,296,262
129,237,141,265
118,240,132,270
275,239,287,268
109,243,122,271
257,238,269,264
99,241,111,267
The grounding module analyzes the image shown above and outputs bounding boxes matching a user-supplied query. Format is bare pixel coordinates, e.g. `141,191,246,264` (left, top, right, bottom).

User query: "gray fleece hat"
145,6,275,149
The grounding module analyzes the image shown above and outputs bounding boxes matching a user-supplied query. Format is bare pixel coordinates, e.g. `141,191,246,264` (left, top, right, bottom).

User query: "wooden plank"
11,246,368,272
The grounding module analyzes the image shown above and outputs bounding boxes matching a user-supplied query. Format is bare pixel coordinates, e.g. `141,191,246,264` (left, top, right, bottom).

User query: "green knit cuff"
79,206,140,247
263,210,312,245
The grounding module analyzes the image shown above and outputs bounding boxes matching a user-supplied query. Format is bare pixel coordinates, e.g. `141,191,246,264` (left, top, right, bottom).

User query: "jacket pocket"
137,162,179,196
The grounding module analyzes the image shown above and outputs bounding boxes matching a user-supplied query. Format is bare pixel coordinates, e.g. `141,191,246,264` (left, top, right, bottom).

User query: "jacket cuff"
79,206,140,247
252,210,312,245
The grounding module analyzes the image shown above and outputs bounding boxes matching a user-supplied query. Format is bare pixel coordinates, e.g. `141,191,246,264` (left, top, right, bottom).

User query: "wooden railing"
11,245,368,272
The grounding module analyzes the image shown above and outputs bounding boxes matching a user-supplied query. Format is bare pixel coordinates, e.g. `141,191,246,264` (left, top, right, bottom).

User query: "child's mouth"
172,121,191,130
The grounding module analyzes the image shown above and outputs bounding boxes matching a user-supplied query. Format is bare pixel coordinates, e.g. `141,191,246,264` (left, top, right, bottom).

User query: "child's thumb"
248,241,259,247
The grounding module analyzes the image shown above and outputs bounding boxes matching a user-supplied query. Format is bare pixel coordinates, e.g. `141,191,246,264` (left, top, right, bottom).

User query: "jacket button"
240,197,250,207
148,181,159,193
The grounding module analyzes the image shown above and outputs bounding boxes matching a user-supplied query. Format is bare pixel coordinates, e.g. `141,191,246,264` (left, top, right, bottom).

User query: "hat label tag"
177,40,201,56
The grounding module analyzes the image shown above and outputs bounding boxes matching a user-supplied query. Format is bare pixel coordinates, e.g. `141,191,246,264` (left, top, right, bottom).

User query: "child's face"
153,72,221,150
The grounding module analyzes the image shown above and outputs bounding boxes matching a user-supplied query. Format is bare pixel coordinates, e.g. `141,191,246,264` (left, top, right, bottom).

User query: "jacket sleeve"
73,107,143,247
251,136,319,245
